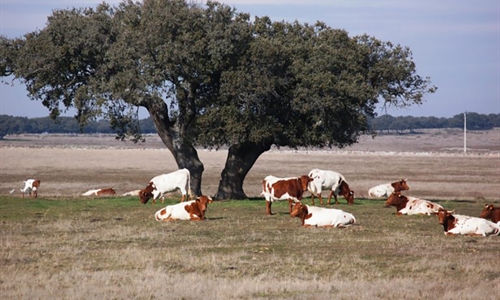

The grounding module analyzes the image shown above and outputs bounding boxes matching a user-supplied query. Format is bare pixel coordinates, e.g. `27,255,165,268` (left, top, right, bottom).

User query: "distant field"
0,130,499,299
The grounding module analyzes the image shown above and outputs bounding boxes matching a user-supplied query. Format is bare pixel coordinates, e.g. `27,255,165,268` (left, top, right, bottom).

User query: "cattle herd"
16,167,500,236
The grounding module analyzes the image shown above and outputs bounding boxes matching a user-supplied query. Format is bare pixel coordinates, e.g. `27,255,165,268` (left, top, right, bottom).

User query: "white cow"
436,208,500,236
139,168,191,204
290,202,356,228
385,192,443,215
307,169,354,205
20,179,41,198
122,190,141,196
154,195,213,221
368,179,409,198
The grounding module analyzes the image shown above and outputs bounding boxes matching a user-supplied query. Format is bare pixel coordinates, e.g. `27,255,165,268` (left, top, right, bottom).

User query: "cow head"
435,208,455,225
290,202,306,217
299,175,313,192
339,181,354,205
32,179,41,198
196,195,213,214
479,204,495,219
392,179,409,192
385,192,405,207
139,182,155,204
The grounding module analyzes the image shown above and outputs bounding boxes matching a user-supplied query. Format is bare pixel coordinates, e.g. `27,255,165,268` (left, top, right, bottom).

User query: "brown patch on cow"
96,188,116,197
480,204,500,223
385,192,410,214
139,182,155,204
32,179,41,198
328,180,354,205
264,175,312,215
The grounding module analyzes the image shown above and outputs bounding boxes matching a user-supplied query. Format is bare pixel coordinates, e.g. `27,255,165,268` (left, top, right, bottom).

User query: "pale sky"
0,0,498,118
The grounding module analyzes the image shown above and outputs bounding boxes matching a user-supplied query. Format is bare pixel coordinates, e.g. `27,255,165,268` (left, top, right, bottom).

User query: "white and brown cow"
20,179,41,198
368,179,409,198
479,204,500,224
261,175,313,215
307,169,354,205
436,208,500,236
290,202,356,228
385,192,443,216
139,168,191,204
154,195,213,221
82,188,116,197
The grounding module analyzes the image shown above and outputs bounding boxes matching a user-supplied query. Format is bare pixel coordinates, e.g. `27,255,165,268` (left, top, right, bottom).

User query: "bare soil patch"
1,129,499,200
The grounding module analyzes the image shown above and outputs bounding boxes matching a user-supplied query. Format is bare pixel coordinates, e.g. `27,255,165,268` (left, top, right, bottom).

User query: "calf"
368,179,409,198
290,202,356,228
139,168,191,204
480,204,500,224
155,195,213,221
307,169,354,205
261,175,312,215
20,179,41,198
385,192,442,216
82,188,116,197
436,208,500,236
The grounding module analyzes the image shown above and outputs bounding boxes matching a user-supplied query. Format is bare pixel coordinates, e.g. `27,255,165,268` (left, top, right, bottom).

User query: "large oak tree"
1,0,436,199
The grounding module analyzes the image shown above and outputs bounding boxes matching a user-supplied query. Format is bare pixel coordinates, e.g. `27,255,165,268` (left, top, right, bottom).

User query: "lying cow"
82,188,116,197
20,179,41,198
480,204,500,224
261,175,312,215
122,190,141,197
154,195,213,221
385,192,443,216
139,168,191,204
436,208,500,236
307,169,354,205
290,202,356,228
368,179,409,198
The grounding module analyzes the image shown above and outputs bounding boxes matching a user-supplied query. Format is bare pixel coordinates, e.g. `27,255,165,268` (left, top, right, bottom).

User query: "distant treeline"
1,112,499,139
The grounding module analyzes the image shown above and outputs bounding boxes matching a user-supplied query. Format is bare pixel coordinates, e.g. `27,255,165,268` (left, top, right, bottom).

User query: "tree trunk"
144,98,204,196
215,141,271,200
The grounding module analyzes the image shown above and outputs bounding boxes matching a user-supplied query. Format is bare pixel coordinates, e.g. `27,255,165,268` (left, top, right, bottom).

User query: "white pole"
463,111,467,154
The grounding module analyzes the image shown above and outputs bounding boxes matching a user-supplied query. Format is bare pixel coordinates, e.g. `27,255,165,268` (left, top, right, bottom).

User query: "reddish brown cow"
96,188,116,196
480,204,500,224
261,175,313,215
385,192,443,215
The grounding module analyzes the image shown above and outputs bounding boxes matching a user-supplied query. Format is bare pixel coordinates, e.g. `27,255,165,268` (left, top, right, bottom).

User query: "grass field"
1,132,499,299
1,196,499,299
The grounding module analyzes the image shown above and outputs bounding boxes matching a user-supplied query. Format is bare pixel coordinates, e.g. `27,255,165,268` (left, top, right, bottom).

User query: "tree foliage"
1,0,437,198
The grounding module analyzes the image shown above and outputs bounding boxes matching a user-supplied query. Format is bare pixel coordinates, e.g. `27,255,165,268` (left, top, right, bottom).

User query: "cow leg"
288,199,294,214
327,191,334,205
180,194,185,202
310,194,315,205
266,201,273,215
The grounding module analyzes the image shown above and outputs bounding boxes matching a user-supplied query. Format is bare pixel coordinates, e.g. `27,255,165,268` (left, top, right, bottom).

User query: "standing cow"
139,168,191,204
20,179,41,198
368,179,409,198
307,169,354,205
261,175,312,215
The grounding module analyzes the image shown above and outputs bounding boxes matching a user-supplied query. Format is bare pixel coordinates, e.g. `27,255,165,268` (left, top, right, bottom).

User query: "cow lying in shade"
261,175,312,215
139,168,191,204
290,202,356,228
480,204,500,224
20,179,41,198
307,169,354,205
154,195,213,221
385,192,443,215
82,188,116,197
368,179,409,198
436,208,500,236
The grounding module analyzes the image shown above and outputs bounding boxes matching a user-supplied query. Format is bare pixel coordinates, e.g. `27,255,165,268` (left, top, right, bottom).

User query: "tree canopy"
1,0,436,199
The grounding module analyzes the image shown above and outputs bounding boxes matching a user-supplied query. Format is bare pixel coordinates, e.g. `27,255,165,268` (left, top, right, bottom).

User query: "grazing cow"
139,168,191,204
290,202,356,228
154,195,213,221
385,192,443,215
436,208,500,236
122,190,141,197
261,175,312,215
307,169,354,205
82,188,116,197
368,179,409,198
480,204,500,224
20,179,41,198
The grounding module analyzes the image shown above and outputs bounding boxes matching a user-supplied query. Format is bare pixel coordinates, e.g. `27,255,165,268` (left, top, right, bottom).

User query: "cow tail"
187,172,194,200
